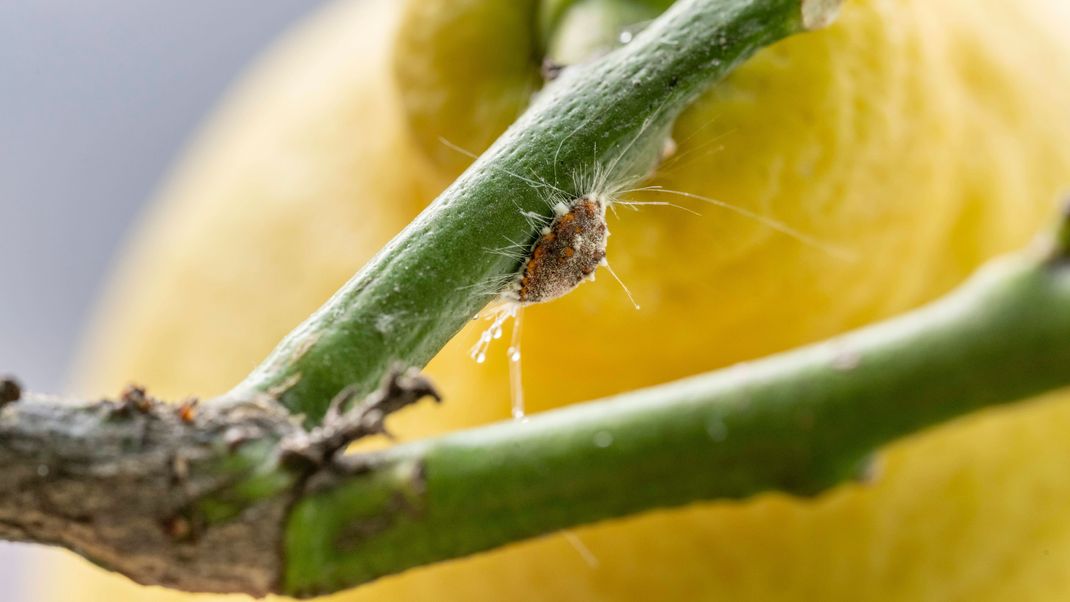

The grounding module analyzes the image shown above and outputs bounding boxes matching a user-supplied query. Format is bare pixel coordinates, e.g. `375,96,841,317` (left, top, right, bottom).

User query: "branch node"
279,368,441,470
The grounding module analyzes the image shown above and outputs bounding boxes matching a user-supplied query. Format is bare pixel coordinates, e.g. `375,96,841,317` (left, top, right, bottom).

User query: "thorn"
0,376,22,407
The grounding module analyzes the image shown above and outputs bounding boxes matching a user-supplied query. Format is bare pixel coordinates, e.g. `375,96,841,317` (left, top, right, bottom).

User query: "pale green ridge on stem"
283,234,1070,597
228,0,828,423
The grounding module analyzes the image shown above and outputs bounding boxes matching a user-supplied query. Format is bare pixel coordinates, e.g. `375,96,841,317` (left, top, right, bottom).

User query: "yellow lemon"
51,0,1070,600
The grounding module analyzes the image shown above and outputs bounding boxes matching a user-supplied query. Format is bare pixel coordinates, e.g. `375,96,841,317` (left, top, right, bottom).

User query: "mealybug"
512,195,608,304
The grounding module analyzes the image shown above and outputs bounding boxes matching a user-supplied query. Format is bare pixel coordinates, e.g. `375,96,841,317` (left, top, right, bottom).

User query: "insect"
470,189,640,421
511,195,608,305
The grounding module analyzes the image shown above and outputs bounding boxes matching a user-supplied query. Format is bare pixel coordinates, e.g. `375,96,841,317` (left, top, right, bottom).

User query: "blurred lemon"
52,0,1070,600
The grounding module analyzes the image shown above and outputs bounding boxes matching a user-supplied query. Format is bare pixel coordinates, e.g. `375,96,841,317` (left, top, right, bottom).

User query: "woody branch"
14,0,1070,600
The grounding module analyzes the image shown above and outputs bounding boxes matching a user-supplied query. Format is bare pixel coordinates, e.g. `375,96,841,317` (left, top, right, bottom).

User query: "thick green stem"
229,0,835,423
282,240,1070,597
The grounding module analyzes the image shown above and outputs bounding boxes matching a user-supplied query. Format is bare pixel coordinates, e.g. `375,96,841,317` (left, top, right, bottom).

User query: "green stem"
228,0,837,423
283,240,1070,597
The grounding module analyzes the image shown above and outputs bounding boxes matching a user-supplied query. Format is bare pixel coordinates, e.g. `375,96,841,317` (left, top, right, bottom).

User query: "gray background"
0,2,327,599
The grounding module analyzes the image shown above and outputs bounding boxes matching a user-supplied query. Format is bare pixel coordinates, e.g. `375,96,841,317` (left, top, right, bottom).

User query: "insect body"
509,195,608,305
470,193,615,421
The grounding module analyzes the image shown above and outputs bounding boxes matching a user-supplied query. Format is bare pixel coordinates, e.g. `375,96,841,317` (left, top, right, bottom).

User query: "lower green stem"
282,237,1070,596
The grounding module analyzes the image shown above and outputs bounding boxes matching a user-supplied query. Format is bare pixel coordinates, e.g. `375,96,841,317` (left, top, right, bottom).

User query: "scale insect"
511,194,609,305
469,185,642,421
470,193,613,419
